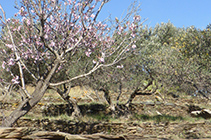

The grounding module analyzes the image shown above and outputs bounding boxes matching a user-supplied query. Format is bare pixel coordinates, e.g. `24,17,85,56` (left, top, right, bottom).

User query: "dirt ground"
1,86,211,139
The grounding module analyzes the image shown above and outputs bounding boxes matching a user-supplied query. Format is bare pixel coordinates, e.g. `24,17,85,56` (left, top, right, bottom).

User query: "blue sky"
0,0,211,29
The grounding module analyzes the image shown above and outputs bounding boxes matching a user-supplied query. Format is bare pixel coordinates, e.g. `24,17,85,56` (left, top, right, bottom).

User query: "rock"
0,127,37,139
191,109,211,119
128,129,136,134
136,127,143,133
155,96,163,102
191,111,201,116
200,109,211,119
141,101,155,105
164,103,175,106
168,92,179,98
0,127,126,140
23,131,88,140
127,127,137,130
187,104,202,113
83,133,125,140
156,110,162,115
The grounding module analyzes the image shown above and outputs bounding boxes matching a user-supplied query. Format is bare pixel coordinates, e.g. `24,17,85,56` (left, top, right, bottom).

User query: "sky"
0,0,211,29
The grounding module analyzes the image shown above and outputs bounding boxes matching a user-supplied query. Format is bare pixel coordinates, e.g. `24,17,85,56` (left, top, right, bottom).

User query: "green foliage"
137,22,211,96
82,21,211,101
1,17,210,98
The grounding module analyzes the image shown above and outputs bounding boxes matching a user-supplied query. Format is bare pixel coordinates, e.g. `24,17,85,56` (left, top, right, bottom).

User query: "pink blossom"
67,0,72,4
44,34,48,39
17,26,21,31
49,41,55,47
22,17,26,22
2,61,6,69
85,50,92,57
99,57,104,63
6,44,13,49
84,15,88,20
91,14,95,18
129,23,136,31
56,65,63,73
133,15,141,21
0,78,3,82
23,53,29,59
119,25,123,31
7,18,11,22
131,33,136,38
50,15,54,22
117,65,124,68
132,44,136,49
26,19,31,25
11,76,19,84
8,58,15,66
2,49,6,54
19,7,27,16
93,60,97,64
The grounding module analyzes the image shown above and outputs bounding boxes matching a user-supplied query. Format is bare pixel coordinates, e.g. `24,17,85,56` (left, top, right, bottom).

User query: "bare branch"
49,62,101,86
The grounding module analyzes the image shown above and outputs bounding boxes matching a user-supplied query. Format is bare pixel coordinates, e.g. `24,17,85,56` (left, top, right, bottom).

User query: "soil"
1,88,211,139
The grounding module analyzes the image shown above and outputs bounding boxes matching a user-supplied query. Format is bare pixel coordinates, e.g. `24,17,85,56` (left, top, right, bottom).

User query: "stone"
191,110,201,116
127,127,137,130
191,109,211,119
0,127,37,139
0,127,126,140
23,131,88,140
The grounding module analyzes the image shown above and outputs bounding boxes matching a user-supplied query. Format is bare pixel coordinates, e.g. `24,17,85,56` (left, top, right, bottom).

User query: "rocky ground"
1,86,211,139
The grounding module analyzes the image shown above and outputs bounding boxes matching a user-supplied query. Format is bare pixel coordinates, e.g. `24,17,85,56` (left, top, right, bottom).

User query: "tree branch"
0,5,31,98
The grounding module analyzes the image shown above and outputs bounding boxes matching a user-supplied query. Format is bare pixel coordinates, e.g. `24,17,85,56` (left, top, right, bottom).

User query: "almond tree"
0,0,142,127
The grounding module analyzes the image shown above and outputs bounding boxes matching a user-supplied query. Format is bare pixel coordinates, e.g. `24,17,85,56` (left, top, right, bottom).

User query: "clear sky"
0,0,211,29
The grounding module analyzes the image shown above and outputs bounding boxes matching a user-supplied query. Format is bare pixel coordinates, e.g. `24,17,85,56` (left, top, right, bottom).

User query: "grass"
134,114,184,123
183,115,211,122
23,113,74,121
85,113,112,121
5,85,211,125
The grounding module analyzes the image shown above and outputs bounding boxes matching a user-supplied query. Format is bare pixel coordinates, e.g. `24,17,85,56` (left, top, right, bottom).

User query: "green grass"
134,114,184,123
183,115,211,122
86,113,113,121
23,113,74,121
133,113,211,123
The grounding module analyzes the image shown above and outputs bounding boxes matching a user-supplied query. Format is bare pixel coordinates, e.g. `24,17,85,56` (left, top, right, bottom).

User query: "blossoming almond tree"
0,0,142,127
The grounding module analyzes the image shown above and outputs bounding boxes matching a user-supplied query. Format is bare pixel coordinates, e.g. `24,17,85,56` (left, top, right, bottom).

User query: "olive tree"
86,25,159,115
146,23,211,98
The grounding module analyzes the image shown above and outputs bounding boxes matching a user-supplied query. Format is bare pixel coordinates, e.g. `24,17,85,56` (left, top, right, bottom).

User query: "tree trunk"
69,98,82,118
1,59,60,127
56,89,82,118
125,89,138,107
99,87,116,116
1,80,48,127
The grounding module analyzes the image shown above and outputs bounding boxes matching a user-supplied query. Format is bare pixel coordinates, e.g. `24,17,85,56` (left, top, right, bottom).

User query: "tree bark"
125,80,158,107
99,87,116,116
1,59,60,127
56,87,82,118
1,80,48,127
